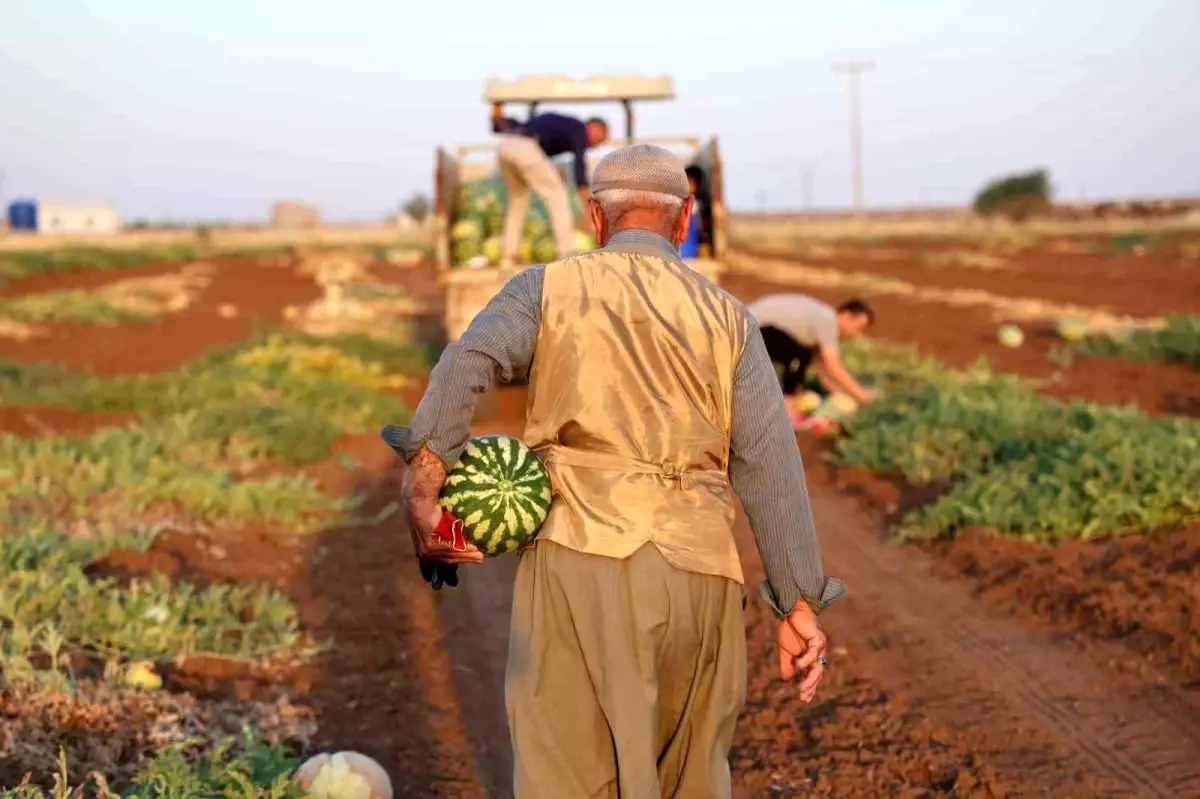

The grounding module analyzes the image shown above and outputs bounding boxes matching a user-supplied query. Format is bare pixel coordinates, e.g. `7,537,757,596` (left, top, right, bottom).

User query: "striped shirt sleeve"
388,266,544,470
728,313,846,616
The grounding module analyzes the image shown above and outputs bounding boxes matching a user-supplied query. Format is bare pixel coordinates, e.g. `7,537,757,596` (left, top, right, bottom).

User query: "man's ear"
588,198,606,244
672,196,695,248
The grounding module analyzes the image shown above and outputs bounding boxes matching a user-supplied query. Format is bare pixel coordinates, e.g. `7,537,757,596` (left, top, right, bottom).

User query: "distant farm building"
271,201,321,229
5,200,121,234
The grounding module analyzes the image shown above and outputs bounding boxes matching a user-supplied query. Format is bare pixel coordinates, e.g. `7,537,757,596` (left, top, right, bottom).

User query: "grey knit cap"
592,144,690,199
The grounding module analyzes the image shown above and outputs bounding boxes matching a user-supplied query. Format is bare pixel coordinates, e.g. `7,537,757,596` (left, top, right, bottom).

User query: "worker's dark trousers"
759,326,816,395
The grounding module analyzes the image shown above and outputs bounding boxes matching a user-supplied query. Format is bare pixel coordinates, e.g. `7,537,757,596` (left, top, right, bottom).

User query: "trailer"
434,74,728,342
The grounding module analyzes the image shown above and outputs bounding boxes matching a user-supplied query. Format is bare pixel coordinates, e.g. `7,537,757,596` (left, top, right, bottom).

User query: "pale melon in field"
1057,317,1091,343
439,435,551,556
295,751,393,799
796,390,823,414
997,324,1024,348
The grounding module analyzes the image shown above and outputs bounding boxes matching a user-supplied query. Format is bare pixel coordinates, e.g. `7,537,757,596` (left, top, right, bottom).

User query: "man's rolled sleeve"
729,316,847,617
385,267,543,470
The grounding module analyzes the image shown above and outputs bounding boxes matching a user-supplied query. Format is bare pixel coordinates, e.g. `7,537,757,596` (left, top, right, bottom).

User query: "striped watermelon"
439,435,551,556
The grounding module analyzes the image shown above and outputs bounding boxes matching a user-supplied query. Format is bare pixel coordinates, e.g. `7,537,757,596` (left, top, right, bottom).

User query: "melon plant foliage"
972,169,1052,219
1076,314,1200,368
836,341,1199,541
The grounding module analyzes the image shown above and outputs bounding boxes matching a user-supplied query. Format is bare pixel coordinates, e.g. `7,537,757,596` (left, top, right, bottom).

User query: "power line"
831,60,874,212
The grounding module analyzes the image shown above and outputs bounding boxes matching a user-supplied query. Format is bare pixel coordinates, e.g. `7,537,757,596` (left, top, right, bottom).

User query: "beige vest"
524,245,748,585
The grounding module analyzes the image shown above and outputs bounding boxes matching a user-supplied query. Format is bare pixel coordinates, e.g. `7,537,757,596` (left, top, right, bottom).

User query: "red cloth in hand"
431,510,467,552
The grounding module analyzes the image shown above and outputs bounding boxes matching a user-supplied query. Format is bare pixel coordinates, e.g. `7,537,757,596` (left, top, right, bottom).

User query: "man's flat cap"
592,144,690,199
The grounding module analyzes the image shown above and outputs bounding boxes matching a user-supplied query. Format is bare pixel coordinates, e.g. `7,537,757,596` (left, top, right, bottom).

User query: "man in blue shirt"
497,113,609,265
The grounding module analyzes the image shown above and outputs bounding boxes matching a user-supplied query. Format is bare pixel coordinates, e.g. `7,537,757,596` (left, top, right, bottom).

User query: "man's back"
524,248,748,584
518,112,588,160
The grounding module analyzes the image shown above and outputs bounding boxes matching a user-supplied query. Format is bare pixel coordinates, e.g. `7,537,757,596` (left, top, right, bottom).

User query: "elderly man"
390,145,844,798
497,112,610,266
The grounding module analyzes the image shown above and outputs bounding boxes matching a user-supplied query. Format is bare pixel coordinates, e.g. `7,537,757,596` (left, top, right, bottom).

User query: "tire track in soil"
803,484,1200,798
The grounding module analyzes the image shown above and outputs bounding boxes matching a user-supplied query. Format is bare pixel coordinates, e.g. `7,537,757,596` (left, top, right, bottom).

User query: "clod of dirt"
164,653,316,701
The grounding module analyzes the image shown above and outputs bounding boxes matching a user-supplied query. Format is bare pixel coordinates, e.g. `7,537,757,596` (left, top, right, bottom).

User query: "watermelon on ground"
439,435,551,556
997,324,1024,348
1057,318,1091,343
795,391,823,414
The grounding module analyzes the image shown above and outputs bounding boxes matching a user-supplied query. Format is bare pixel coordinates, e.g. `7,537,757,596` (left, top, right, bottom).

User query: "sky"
1,0,1197,223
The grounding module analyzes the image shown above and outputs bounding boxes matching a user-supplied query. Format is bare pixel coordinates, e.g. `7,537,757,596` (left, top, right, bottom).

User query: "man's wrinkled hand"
401,446,483,591
407,501,485,566
777,602,828,702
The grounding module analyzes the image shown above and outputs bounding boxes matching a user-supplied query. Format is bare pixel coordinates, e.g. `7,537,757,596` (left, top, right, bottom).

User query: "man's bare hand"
402,447,484,568
777,602,828,702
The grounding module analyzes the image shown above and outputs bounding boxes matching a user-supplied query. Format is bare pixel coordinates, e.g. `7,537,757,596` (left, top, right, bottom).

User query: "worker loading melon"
386,144,842,798
496,112,609,266
747,293,879,429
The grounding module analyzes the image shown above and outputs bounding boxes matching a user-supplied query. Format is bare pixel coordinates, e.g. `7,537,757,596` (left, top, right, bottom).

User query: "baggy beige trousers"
496,134,576,263
506,541,747,799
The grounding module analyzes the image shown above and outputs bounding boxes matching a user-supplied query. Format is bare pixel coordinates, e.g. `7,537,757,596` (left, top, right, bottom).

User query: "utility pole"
830,61,874,212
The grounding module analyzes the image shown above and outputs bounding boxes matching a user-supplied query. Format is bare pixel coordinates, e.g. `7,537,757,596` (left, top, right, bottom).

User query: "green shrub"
972,169,1052,219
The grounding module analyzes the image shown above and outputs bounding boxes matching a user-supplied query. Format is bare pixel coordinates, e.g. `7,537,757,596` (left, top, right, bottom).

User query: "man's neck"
605,228,679,255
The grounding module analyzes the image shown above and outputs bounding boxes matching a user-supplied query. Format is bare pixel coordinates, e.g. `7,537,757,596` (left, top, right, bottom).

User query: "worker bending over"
497,112,609,266
748,294,878,420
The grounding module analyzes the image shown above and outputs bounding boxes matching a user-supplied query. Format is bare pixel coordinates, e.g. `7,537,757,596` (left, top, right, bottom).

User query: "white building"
36,203,122,235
